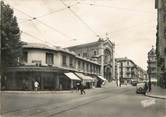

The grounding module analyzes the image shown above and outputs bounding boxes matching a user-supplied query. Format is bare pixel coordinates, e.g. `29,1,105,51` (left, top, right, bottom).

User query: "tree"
0,1,23,75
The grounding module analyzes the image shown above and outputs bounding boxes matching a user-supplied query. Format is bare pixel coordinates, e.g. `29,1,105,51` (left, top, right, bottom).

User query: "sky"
4,0,157,70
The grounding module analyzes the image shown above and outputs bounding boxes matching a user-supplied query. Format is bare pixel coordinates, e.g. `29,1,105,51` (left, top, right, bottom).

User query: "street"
1,85,166,117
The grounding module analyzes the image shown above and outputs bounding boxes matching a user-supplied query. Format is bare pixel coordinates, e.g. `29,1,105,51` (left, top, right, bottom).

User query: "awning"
97,76,107,81
75,73,94,82
64,72,81,81
151,78,157,82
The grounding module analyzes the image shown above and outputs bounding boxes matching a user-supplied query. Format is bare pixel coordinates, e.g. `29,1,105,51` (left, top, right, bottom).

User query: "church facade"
67,38,115,82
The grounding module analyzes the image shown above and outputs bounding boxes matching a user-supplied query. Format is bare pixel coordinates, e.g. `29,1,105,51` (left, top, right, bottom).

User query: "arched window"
104,49,111,64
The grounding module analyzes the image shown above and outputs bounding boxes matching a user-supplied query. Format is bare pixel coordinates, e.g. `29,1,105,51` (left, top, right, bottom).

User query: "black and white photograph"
0,0,166,117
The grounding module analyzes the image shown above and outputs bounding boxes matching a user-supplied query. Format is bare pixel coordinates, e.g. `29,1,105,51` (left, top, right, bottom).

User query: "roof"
23,42,55,51
23,42,76,55
22,42,100,65
67,39,115,50
67,41,100,50
115,57,136,66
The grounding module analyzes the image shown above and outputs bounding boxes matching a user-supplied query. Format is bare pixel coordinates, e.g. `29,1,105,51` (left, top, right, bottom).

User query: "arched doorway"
103,48,112,81
104,67,112,81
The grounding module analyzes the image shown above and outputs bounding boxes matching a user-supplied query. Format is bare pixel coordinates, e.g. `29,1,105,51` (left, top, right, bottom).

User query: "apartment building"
155,0,166,88
115,57,147,85
147,46,158,84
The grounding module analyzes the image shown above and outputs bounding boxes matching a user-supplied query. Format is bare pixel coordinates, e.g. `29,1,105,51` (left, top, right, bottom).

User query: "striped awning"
97,76,107,81
75,73,94,82
64,72,81,81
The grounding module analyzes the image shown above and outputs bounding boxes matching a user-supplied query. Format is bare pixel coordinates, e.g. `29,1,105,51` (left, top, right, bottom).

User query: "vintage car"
136,82,148,95
131,81,137,86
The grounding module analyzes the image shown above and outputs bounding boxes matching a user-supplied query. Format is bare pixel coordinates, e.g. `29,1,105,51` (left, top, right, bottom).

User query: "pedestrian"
148,82,151,92
76,82,80,92
34,81,39,91
144,82,148,95
80,83,86,95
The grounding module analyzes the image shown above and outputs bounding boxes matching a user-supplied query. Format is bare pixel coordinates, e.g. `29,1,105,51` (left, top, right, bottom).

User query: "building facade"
137,66,148,83
147,46,158,84
115,58,137,85
67,38,115,82
2,43,105,90
155,0,166,88
115,57,147,86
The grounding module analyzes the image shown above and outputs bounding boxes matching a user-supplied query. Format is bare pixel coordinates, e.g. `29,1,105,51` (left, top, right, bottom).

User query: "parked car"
131,81,137,86
136,82,148,95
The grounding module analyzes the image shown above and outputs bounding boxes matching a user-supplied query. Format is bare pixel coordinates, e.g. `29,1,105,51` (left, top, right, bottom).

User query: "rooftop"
23,42,100,65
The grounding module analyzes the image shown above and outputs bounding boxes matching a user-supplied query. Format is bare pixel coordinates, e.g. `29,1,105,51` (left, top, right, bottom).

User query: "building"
115,57,137,85
2,43,106,90
115,57,147,86
67,38,115,82
155,0,166,88
147,46,158,85
137,66,148,83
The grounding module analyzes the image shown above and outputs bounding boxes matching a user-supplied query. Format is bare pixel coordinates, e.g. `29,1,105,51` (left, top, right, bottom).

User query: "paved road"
1,85,166,117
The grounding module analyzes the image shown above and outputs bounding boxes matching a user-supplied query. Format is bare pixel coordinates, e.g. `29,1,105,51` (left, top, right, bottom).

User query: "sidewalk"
0,82,129,95
146,86,166,99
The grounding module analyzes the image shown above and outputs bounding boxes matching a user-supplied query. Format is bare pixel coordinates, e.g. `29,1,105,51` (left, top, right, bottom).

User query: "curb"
1,90,75,94
145,94,166,100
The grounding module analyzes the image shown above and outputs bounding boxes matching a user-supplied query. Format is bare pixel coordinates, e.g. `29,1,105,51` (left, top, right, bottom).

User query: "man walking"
76,82,81,92
34,81,39,91
80,83,86,95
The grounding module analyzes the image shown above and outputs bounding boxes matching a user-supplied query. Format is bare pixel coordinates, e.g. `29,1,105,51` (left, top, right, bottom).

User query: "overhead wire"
7,4,74,43
78,2,155,15
4,0,155,44
21,31,52,44
36,2,80,19
60,0,98,37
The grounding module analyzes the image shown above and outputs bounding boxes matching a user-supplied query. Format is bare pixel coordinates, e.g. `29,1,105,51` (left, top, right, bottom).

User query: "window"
78,61,81,69
69,57,74,68
94,51,97,55
90,64,92,73
86,63,89,72
127,67,129,71
127,61,129,65
127,74,129,77
23,52,28,63
46,53,54,65
83,52,87,57
104,49,111,64
62,55,67,66
82,62,85,71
